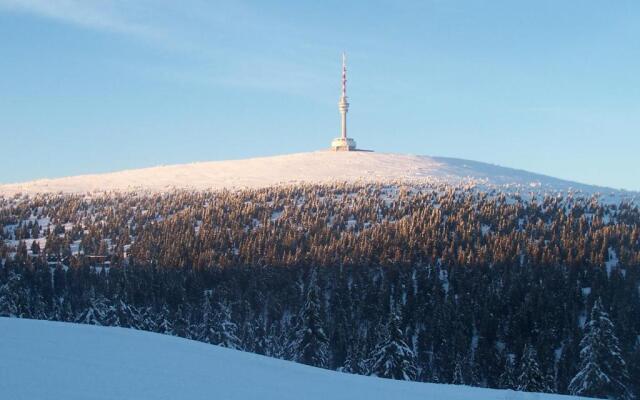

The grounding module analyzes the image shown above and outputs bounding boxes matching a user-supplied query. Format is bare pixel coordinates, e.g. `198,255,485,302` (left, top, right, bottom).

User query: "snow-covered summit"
0,151,631,198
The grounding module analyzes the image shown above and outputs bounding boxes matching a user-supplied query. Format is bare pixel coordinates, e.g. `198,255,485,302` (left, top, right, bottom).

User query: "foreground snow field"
1,318,588,400
0,151,624,195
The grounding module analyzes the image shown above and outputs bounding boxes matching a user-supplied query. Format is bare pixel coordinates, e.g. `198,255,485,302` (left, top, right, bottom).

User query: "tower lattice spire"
339,53,349,141
341,53,347,100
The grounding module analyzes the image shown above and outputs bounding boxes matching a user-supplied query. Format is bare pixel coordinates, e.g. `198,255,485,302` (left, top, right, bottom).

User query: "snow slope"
0,151,631,197
0,318,586,400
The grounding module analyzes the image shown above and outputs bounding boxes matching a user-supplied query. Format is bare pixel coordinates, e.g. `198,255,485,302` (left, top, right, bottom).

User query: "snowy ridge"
0,151,635,200
0,318,586,400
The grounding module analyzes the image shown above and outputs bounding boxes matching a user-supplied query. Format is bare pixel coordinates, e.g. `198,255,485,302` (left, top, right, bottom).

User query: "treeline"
1,183,639,398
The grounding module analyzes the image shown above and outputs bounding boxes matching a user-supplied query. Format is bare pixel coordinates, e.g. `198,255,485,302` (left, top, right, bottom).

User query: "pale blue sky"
0,0,638,190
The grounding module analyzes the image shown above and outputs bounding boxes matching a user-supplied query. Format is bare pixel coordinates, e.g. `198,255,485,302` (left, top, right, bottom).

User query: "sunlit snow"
0,152,634,202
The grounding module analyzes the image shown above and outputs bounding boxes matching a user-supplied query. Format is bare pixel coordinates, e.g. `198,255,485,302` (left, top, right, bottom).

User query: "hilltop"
0,151,628,197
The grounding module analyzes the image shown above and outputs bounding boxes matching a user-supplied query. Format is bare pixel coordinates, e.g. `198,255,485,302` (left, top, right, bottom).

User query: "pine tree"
105,299,141,329
629,340,640,399
268,322,287,359
155,305,173,335
127,302,144,329
250,315,271,356
138,307,157,332
0,272,20,317
102,301,121,327
196,294,215,343
53,298,73,322
340,344,368,375
340,350,358,374
452,356,465,384
557,333,580,394
369,309,418,381
451,353,479,386
30,240,40,255
75,295,107,325
15,241,28,262
568,298,634,399
29,292,48,320
517,344,550,393
498,354,517,389
211,302,241,349
291,276,329,368
173,305,190,338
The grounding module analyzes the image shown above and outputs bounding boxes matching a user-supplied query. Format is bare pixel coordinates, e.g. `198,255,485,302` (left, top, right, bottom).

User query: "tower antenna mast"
340,52,348,140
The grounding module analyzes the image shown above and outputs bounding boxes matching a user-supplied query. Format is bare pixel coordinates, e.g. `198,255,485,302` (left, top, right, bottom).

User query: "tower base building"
331,137,357,151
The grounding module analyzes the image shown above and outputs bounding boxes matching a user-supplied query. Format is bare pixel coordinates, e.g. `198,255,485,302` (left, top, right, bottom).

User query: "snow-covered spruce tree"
452,356,465,385
52,298,73,322
0,272,20,317
568,298,634,399
155,305,174,335
105,299,141,329
172,305,191,338
517,344,551,393
195,294,215,343
137,307,157,332
210,301,241,350
75,295,108,325
557,333,581,393
102,302,121,327
250,314,271,356
290,274,329,368
340,349,358,374
267,322,285,359
195,294,241,349
451,353,479,386
498,354,517,390
340,343,368,375
369,309,418,381
630,340,640,398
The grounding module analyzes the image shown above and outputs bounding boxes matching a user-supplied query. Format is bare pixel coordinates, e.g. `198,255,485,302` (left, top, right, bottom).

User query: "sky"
0,1,638,191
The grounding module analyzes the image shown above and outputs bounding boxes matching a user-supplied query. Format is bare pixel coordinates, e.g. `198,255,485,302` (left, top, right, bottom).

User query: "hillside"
0,318,587,400
0,151,626,196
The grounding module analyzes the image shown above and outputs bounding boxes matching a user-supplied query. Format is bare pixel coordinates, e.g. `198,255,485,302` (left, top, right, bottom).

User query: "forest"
1,183,639,399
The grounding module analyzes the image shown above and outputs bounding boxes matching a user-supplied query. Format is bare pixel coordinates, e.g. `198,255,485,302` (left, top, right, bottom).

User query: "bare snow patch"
0,318,588,400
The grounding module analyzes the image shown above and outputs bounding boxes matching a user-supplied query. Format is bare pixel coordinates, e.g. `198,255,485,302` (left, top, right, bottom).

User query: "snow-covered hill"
0,151,630,198
0,318,586,400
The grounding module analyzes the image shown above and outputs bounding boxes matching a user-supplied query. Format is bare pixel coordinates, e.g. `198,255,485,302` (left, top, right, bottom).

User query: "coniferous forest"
1,183,639,398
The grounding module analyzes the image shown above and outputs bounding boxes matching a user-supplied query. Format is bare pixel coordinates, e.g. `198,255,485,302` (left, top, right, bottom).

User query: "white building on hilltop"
331,53,357,151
